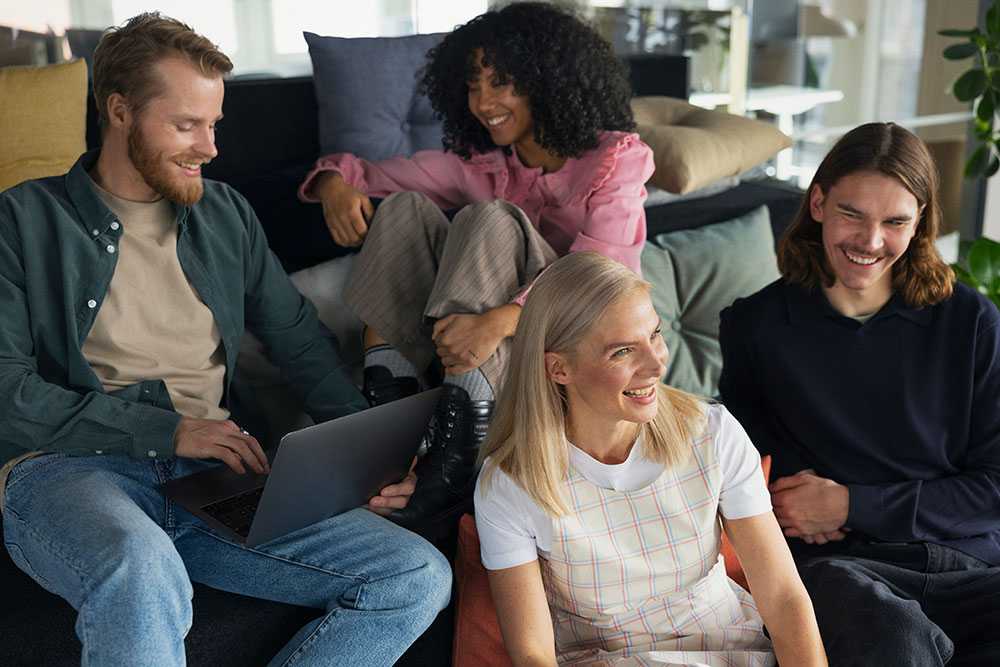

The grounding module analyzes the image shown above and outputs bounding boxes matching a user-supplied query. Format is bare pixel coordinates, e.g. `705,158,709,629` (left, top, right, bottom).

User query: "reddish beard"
127,124,205,206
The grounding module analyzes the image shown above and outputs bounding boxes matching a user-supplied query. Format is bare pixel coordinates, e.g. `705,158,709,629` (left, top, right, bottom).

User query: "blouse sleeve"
714,405,773,520
566,133,654,276
474,462,542,570
298,149,474,210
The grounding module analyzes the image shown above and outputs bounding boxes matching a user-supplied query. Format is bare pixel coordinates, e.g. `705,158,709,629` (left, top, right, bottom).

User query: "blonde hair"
478,252,706,516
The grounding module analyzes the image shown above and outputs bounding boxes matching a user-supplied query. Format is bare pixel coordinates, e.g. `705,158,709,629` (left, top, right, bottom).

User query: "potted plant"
941,1,1000,308
952,238,1000,309
940,0,999,177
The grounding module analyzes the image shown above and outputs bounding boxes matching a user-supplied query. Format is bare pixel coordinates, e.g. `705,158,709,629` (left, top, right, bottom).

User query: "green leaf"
954,69,988,101
975,117,994,140
938,28,978,37
944,42,980,59
979,90,997,122
988,4,1000,38
968,238,1000,287
952,263,982,289
966,145,988,176
986,153,1000,178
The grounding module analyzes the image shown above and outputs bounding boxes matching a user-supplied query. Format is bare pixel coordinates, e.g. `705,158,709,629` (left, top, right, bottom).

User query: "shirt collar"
66,149,192,231
784,280,933,328
66,150,116,235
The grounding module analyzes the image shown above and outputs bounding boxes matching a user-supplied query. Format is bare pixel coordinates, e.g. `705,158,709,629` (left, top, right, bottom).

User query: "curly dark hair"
419,2,635,160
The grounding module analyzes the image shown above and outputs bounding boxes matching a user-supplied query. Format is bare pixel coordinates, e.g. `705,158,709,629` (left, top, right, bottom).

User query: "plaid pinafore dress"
541,431,775,667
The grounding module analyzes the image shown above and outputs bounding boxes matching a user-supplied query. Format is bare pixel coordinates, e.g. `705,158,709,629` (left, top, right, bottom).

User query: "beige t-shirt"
1,183,231,509
82,182,229,421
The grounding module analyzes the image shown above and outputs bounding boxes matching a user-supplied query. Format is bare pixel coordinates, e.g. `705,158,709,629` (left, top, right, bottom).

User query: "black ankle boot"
362,365,420,408
389,384,493,527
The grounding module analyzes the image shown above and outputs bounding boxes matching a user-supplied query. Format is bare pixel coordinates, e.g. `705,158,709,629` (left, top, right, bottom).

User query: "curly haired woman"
298,2,654,525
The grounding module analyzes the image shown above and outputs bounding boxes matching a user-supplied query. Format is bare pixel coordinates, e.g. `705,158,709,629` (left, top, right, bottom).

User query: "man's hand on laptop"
174,418,270,475
367,457,418,515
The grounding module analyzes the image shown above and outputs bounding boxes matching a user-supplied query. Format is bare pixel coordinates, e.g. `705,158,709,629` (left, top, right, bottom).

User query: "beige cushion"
0,60,88,192
631,96,791,194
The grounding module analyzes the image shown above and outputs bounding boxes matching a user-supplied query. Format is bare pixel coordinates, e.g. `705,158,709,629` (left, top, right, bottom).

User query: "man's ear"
106,92,131,130
544,351,571,386
809,184,826,223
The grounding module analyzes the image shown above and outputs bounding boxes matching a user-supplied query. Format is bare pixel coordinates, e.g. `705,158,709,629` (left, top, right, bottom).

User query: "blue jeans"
2,453,452,666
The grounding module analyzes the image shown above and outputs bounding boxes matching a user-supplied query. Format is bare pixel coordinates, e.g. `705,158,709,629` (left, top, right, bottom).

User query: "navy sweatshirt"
719,279,1000,565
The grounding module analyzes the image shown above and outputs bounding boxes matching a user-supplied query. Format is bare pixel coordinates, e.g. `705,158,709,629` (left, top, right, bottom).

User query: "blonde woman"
474,252,826,666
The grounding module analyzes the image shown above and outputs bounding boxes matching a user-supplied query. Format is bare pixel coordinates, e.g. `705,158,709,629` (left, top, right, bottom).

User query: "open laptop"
160,388,441,547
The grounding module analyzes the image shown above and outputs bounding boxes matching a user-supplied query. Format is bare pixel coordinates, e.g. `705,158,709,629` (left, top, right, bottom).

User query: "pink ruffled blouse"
299,131,654,300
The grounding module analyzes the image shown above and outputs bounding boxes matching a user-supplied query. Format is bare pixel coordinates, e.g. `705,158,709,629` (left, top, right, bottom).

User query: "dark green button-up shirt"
0,150,367,467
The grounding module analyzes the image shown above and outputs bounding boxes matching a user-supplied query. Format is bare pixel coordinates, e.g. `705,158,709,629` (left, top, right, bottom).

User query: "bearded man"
0,13,449,666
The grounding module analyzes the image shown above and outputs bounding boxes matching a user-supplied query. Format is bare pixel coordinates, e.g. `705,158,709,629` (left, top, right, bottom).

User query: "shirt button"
95,450,103,455
147,450,157,458
91,229,100,236
110,221,120,231
106,244,116,254
87,299,97,309
671,321,682,332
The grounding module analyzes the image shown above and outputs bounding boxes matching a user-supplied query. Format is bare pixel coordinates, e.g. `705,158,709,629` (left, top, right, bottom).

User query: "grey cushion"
304,32,445,160
641,205,779,397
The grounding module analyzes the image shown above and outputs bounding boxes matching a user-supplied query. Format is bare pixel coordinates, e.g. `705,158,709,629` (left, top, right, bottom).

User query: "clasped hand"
770,469,851,545
433,308,513,375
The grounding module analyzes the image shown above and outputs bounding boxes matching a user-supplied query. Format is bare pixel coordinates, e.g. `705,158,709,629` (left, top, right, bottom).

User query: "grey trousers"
344,191,558,390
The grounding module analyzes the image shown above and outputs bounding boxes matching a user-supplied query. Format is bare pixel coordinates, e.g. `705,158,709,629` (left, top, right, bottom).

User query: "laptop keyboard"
200,487,264,538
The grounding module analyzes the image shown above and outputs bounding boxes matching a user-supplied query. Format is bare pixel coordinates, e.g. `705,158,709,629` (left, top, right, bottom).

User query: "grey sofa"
0,52,804,666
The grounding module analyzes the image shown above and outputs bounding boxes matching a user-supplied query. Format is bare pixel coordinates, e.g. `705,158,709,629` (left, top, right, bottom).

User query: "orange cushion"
453,513,513,667
451,455,772,667
720,454,771,589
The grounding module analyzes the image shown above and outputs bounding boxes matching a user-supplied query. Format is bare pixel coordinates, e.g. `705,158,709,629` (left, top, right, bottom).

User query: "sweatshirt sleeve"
298,149,474,211
846,316,1000,542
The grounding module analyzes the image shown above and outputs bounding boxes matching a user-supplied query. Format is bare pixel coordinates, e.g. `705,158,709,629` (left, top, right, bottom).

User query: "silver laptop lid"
245,387,441,546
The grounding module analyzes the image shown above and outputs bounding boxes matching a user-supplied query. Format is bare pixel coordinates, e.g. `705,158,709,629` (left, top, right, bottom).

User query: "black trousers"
796,540,1000,666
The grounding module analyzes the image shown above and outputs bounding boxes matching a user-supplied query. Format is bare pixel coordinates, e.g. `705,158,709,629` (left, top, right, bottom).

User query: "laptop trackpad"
160,464,267,509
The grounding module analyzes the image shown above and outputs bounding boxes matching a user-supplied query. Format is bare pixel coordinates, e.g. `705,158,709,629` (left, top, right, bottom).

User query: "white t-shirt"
474,404,772,571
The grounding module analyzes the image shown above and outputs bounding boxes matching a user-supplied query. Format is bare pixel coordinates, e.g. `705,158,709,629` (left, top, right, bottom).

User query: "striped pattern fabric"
344,191,557,390
542,432,774,666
